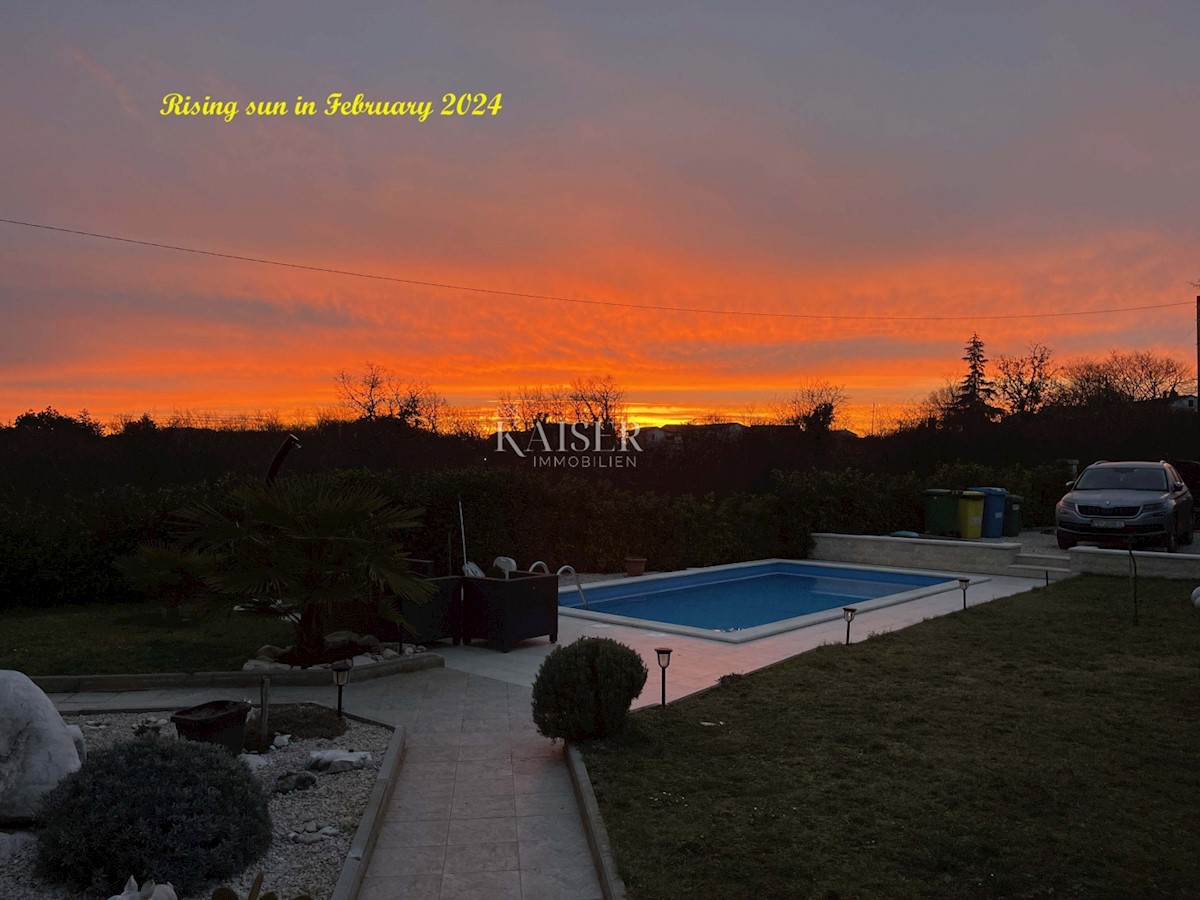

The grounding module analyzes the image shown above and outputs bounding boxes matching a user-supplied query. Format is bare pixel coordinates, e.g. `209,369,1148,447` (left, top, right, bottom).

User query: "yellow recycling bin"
957,490,985,540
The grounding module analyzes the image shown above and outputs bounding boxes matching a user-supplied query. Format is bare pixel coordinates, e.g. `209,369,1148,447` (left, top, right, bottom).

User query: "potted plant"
624,556,647,577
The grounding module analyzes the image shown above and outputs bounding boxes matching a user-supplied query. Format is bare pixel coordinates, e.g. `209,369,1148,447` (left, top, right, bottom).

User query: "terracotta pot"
624,556,647,577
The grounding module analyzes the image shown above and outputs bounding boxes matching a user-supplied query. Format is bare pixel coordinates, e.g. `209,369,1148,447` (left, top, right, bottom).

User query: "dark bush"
532,637,648,741
36,737,272,896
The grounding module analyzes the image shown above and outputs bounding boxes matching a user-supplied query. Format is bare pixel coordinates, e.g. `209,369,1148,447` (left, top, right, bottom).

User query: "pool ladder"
530,560,589,609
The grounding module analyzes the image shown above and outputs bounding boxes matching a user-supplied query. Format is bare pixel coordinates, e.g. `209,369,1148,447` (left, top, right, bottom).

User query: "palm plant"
114,540,211,618
177,474,432,663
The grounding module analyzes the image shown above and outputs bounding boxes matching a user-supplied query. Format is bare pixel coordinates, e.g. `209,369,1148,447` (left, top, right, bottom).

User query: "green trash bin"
957,490,985,540
924,489,961,537
1003,494,1023,537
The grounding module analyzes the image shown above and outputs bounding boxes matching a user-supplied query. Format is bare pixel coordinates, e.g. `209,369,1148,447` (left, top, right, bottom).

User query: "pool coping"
558,558,988,643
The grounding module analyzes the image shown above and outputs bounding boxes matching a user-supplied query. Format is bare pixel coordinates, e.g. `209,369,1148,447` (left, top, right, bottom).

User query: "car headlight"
1058,501,1076,512
1142,501,1167,512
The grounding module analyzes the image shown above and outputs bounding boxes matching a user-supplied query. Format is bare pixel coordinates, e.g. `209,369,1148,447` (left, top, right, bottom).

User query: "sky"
2,1,1198,432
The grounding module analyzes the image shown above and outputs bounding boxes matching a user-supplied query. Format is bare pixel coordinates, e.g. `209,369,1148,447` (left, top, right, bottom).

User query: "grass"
580,576,1200,900
0,602,294,675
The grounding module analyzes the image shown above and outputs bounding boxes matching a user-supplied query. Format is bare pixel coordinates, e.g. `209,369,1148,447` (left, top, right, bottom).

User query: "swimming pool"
558,560,963,643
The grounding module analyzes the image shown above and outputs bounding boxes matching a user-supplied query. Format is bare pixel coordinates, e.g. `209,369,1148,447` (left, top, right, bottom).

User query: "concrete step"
1006,563,1074,581
1015,551,1070,567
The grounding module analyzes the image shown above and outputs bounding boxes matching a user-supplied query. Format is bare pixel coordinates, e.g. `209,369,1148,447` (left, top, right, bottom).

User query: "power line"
1,216,1193,322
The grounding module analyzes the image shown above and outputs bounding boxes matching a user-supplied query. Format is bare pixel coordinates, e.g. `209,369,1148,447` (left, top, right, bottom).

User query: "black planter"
170,700,252,754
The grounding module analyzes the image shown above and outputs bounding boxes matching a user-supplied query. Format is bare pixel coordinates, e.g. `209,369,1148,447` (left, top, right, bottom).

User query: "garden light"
842,607,856,645
958,577,970,611
655,647,673,707
332,659,352,718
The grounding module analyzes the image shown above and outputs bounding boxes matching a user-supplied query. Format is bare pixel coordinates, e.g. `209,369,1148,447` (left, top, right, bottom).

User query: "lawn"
581,576,1200,900
0,602,294,675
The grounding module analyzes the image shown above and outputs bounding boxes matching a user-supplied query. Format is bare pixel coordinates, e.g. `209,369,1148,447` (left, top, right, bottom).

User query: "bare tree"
439,405,490,439
391,380,447,431
995,342,1056,416
768,379,848,432
335,363,449,431
497,385,571,430
335,361,391,421
1053,350,1194,407
894,378,959,431
1105,350,1194,401
569,375,628,429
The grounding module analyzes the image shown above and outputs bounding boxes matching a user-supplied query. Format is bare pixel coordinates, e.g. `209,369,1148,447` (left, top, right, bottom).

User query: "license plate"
1093,519,1126,528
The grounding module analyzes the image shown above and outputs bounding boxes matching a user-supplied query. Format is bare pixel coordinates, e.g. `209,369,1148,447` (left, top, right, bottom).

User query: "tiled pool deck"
438,571,1047,707
47,565,1050,899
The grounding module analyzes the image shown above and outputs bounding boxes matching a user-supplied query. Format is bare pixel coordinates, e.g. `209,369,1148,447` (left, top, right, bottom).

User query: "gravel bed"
0,709,391,900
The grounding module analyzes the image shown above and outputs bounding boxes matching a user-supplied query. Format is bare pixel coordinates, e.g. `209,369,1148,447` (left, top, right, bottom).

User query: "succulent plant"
211,871,314,900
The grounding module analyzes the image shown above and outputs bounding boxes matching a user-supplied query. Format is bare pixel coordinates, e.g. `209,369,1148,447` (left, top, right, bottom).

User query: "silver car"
1056,460,1194,551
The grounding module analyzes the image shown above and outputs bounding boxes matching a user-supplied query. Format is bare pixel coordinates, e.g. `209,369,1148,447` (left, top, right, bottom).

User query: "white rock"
243,659,292,672
308,749,371,773
319,825,339,836
272,733,292,749
297,832,323,844
381,648,399,660
64,724,87,763
351,654,374,667
239,754,268,773
107,875,178,900
0,670,82,824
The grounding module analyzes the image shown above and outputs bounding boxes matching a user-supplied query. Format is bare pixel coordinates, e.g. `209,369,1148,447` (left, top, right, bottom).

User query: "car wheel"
1056,531,1076,550
1180,519,1194,546
1164,520,1177,553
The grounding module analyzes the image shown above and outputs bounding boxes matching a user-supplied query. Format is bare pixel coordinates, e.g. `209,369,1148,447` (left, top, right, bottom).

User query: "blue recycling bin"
969,486,1007,539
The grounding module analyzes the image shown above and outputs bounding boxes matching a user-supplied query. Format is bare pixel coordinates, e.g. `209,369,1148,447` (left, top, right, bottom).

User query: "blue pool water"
560,562,950,633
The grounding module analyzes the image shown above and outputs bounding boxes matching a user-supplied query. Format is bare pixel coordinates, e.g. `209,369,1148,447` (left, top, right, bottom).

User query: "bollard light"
332,659,352,718
958,577,970,611
842,607,857,645
655,647,673,707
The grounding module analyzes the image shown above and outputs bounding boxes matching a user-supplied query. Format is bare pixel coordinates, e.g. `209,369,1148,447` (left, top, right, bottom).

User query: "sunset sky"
2,2,1198,432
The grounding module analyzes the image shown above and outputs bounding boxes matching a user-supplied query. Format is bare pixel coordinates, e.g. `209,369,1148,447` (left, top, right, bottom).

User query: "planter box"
171,700,251,753
367,576,462,645
462,571,559,653
400,576,462,644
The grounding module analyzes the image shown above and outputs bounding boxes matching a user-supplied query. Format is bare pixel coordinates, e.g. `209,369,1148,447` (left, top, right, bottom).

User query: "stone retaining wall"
1068,547,1200,579
811,533,1022,575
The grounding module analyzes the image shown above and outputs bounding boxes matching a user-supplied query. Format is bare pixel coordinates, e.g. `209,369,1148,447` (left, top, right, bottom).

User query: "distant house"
1168,395,1197,413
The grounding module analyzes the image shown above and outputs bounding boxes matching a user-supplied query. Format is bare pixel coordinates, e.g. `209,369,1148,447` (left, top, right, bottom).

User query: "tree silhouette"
996,342,1056,416
947,333,1000,427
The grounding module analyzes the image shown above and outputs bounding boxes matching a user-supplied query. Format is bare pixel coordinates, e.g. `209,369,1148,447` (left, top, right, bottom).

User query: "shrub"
36,737,272,896
532,637,648,741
